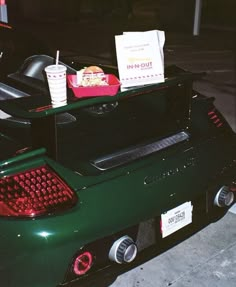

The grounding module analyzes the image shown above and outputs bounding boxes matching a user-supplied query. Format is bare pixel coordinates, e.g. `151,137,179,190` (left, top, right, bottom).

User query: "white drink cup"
45,64,67,108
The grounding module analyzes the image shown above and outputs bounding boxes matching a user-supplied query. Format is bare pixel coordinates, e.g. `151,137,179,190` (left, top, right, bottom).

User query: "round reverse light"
73,251,93,275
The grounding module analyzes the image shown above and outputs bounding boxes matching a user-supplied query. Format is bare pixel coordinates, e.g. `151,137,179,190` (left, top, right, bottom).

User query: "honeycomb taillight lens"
0,165,77,217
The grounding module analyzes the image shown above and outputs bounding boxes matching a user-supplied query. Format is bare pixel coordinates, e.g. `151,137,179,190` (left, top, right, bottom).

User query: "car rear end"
0,65,236,287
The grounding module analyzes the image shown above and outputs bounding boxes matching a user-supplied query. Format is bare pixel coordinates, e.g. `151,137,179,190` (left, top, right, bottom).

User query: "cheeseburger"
77,66,107,87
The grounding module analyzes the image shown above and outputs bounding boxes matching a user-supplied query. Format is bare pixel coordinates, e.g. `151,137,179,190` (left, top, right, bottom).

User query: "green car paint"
0,55,236,287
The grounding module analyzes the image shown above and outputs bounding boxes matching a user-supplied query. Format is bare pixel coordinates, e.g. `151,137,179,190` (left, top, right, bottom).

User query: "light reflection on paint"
38,231,52,238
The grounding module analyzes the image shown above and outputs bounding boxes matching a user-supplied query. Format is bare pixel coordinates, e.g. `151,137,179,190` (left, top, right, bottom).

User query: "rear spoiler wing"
0,61,204,159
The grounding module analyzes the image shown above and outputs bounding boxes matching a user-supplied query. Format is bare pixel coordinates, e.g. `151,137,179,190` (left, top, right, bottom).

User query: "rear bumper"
60,201,228,287
0,185,231,287
0,135,236,287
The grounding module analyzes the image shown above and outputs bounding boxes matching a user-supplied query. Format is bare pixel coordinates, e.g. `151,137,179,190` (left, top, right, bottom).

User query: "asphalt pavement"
13,1,236,286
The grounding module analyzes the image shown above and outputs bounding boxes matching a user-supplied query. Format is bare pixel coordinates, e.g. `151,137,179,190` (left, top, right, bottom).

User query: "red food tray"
67,74,121,98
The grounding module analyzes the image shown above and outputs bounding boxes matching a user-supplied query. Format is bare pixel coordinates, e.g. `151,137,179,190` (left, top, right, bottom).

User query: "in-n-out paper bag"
115,30,165,89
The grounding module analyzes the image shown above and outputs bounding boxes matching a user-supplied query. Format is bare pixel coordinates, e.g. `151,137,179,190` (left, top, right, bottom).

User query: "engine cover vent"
92,131,189,170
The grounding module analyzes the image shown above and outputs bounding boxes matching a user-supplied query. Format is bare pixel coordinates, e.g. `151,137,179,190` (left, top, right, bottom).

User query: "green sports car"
0,22,236,287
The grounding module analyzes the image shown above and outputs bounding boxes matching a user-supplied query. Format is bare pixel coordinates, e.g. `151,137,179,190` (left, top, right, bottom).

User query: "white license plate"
161,202,193,238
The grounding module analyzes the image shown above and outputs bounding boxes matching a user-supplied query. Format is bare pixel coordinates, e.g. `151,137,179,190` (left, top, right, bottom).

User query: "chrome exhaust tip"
109,235,137,264
214,186,234,207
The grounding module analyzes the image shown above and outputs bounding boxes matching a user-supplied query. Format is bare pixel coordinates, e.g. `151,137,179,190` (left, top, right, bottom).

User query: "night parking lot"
2,0,236,286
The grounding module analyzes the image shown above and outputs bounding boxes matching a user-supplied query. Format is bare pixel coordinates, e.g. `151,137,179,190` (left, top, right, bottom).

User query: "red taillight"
0,165,77,217
73,252,93,276
208,109,224,128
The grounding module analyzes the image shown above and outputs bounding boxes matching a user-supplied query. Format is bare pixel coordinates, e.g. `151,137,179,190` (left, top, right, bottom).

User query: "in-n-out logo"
127,62,152,70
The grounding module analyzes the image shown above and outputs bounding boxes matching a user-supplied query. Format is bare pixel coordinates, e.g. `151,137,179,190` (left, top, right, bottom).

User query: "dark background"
6,0,236,30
